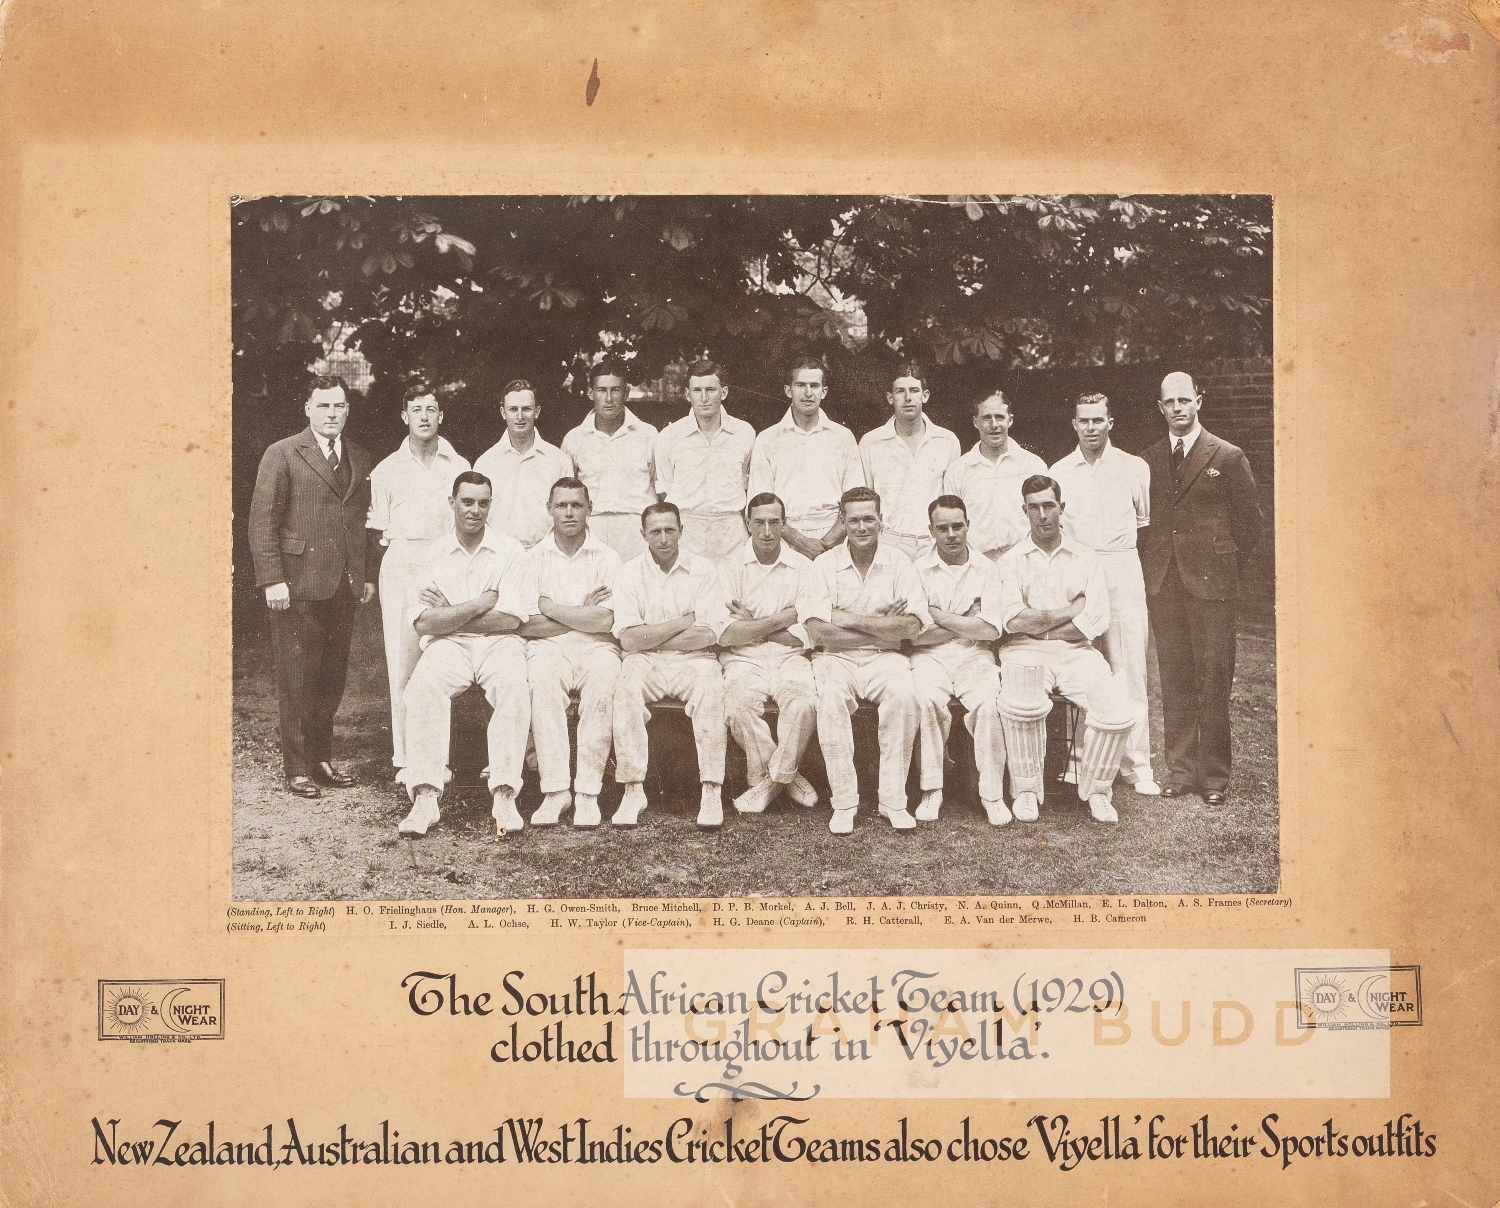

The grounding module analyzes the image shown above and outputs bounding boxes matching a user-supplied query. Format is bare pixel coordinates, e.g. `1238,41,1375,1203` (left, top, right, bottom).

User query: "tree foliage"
231,193,1271,421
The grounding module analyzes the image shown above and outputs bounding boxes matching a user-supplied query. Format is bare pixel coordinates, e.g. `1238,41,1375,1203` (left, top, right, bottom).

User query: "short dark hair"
548,476,591,506
889,359,928,391
686,358,726,385
402,382,438,406
641,501,681,528
589,357,630,387
502,378,536,398
1073,391,1111,417
1020,474,1062,503
928,494,968,520
746,492,786,521
839,486,882,515
971,389,1009,418
452,470,492,496
786,355,827,387
307,373,346,399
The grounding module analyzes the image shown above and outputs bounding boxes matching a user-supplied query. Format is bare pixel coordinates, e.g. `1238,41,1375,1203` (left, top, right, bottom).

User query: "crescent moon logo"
1357,974,1389,1020
159,987,190,1033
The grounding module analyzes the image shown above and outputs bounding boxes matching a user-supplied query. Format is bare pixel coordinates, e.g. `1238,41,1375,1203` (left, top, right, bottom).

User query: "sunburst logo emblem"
107,987,152,1034
1303,974,1348,1023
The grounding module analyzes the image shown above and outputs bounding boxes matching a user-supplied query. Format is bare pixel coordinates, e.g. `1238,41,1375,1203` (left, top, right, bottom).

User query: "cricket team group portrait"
231,194,1278,901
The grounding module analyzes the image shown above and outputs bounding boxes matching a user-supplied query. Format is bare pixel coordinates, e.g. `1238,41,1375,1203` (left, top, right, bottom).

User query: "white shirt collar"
1016,532,1089,560
1172,424,1203,455
1058,441,1117,468
739,537,806,571
673,408,743,437
316,433,343,458
645,548,707,578
439,523,509,557
829,540,903,572
582,408,643,435
777,408,835,435
497,430,553,457
402,435,459,463
539,528,609,559
964,440,1024,465
872,414,931,444
916,546,974,572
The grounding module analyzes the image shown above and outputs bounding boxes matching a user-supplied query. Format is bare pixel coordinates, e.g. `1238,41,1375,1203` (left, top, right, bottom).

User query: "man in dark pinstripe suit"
249,376,377,798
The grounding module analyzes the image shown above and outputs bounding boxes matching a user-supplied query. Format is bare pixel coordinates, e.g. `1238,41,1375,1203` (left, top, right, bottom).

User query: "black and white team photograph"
230,194,1276,901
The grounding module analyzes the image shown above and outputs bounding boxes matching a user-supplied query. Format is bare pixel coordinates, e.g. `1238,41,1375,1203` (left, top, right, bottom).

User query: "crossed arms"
413,586,522,637
1004,594,1087,643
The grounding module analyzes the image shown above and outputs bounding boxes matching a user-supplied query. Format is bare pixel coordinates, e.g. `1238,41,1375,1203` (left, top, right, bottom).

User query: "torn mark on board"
1383,15,1473,60
1438,709,1464,752
1465,0,1500,45
586,58,601,106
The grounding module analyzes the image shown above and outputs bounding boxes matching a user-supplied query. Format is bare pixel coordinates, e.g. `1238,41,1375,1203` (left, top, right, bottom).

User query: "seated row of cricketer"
391,471,1137,837
369,356,1165,811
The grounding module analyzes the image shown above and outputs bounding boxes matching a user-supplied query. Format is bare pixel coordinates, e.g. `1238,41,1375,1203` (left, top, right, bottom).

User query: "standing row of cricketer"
254,353,1262,835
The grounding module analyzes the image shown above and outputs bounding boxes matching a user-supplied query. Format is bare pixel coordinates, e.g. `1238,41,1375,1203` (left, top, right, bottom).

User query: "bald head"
1157,371,1203,438
1160,371,1197,400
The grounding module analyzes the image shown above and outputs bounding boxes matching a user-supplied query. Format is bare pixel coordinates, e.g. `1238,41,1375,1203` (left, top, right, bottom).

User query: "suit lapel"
295,428,342,496
342,442,372,503
1174,431,1217,499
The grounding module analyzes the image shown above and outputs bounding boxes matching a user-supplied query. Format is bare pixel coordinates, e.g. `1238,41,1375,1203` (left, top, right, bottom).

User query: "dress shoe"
696,785,724,829
312,761,355,788
531,791,571,826
1160,785,1182,799
288,776,321,799
733,778,776,815
1088,794,1119,823
915,789,943,822
573,794,601,827
492,788,525,835
878,804,917,831
612,784,647,827
1203,792,1226,805
398,788,441,837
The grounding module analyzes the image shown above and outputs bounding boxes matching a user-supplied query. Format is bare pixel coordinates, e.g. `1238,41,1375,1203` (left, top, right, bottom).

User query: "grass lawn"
232,608,1278,901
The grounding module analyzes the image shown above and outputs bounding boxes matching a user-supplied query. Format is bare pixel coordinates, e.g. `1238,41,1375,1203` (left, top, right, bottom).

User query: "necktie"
327,441,349,492
1171,438,1184,485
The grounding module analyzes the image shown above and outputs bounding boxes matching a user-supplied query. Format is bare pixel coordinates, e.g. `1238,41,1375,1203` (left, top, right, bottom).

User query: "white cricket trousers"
377,537,431,767
590,513,647,562
910,644,1004,802
679,511,748,561
400,634,530,799
526,640,620,796
1095,550,1155,782
613,651,727,785
722,651,817,787
812,650,920,814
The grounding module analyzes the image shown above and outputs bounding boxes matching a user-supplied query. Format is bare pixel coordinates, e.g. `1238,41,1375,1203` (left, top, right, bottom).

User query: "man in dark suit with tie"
249,375,377,798
1139,371,1264,805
